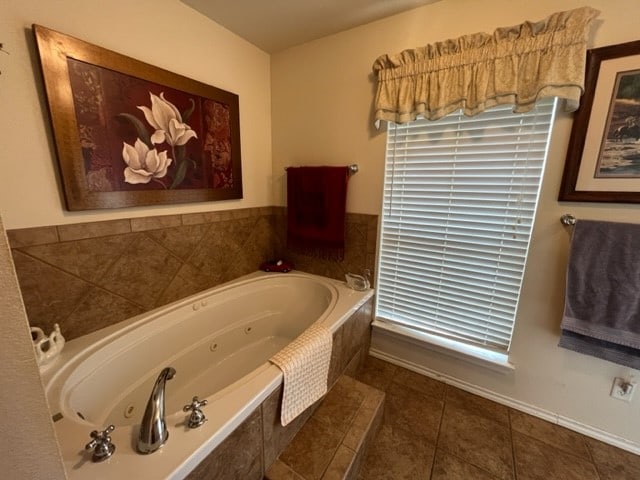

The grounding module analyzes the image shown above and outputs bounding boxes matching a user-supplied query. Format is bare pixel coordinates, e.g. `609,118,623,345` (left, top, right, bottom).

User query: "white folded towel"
270,322,332,426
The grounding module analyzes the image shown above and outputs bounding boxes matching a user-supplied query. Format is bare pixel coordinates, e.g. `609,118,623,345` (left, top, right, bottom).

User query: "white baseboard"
369,347,640,456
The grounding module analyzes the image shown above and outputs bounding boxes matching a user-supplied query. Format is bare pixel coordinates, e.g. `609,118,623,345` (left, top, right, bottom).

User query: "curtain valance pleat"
372,7,600,125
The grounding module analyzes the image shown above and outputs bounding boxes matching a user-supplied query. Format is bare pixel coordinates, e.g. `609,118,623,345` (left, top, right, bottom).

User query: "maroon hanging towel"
287,166,350,260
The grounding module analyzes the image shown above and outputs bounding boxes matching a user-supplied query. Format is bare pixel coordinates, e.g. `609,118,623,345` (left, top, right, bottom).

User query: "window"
376,98,557,355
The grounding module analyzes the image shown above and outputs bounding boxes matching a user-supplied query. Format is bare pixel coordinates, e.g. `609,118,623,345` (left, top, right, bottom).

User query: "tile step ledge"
264,375,385,480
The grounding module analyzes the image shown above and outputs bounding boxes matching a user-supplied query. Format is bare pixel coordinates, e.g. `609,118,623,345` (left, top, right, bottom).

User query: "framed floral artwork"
33,24,242,210
559,40,640,203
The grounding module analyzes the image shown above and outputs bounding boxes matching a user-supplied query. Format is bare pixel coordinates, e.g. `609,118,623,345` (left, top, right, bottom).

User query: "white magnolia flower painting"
122,138,172,185
138,92,198,147
119,91,199,188
66,61,236,193
39,28,242,210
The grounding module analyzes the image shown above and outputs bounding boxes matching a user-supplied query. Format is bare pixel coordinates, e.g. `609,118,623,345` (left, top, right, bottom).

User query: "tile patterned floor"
266,375,385,480
353,356,640,480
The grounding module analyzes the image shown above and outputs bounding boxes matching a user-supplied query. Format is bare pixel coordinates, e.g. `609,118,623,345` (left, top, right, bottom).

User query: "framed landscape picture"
559,40,640,203
33,24,242,210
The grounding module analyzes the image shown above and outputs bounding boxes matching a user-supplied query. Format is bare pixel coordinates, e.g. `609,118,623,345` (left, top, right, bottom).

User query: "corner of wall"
0,213,66,479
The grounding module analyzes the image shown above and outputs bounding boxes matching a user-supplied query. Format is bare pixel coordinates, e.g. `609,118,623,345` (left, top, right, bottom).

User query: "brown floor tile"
384,381,444,443
360,424,436,479
509,409,591,459
322,445,357,480
265,459,306,480
355,356,397,391
586,437,640,480
444,386,510,425
438,404,514,480
513,431,599,480
350,357,640,480
597,465,640,480
392,367,446,401
313,375,367,434
279,417,344,480
342,388,385,452
431,449,503,479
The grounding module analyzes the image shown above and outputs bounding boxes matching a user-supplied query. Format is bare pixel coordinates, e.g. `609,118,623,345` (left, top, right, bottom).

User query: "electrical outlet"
610,377,636,402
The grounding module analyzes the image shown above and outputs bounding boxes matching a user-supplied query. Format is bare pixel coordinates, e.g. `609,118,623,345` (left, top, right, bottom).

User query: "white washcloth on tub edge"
269,322,332,426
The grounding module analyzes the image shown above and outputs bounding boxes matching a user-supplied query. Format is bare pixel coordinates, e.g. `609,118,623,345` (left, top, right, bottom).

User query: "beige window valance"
372,7,600,125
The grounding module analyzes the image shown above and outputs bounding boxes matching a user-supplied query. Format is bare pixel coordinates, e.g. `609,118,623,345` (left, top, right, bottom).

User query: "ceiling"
182,0,441,53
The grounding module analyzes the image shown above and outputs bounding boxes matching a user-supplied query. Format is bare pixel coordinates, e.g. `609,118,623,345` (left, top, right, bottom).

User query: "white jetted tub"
42,271,373,479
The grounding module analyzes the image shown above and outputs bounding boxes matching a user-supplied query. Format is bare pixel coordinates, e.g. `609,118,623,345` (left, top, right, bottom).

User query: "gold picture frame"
33,25,243,211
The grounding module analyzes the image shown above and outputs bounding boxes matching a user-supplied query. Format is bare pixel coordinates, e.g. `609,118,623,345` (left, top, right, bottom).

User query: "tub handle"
85,425,115,462
183,396,208,428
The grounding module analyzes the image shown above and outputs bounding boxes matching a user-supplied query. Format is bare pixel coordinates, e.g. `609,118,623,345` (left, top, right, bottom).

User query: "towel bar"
284,164,359,175
560,213,576,226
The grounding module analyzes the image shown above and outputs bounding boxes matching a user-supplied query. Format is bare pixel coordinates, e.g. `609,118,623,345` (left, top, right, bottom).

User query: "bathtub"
42,271,373,479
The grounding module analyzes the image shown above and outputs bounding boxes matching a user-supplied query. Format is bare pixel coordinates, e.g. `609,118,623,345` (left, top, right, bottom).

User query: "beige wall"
272,0,640,445
0,214,66,479
0,0,272,230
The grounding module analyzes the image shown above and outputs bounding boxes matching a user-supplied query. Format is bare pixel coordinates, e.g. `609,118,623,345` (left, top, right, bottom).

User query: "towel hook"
560,213,576,226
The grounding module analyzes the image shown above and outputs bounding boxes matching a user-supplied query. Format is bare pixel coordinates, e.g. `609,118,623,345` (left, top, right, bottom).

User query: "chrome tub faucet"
137,367,176,454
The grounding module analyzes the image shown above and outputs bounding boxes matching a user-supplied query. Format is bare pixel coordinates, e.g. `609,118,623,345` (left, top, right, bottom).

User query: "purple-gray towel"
559,219,640,368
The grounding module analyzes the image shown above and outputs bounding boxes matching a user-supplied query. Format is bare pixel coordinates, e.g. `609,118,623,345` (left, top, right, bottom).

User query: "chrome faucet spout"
136,367,175,454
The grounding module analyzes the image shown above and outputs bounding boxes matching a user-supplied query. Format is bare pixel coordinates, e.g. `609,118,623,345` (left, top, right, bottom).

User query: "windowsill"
372,319,515,374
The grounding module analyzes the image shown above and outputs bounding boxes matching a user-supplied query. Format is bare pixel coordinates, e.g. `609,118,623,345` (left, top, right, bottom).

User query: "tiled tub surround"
185,298,374,480
8,207,377,341
9,207,376,477
272,207,378,284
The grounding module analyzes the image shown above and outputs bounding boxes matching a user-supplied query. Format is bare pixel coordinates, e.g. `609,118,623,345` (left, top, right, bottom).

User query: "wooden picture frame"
559,40,640,203
33,25,242,211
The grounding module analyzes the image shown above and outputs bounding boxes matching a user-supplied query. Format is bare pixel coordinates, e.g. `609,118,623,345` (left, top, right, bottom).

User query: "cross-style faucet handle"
183,396,208,428
85,425,115,462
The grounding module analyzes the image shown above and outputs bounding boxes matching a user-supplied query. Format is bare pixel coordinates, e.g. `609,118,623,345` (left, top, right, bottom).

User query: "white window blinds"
377,98,556,352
